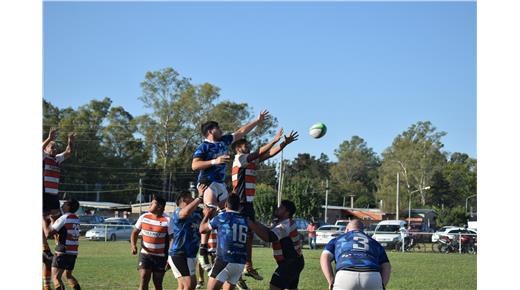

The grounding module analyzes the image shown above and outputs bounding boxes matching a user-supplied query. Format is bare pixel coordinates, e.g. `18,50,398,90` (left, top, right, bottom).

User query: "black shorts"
239,202,255,221
43,193,60,214
138,253,168,272
52,254,77,271
270,256,305,289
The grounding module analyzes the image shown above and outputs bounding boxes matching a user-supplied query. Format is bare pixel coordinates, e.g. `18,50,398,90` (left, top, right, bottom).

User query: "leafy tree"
331,136,380,208
283,176,324,220
435,206,469,227
377,121,447,212
254,183,278,222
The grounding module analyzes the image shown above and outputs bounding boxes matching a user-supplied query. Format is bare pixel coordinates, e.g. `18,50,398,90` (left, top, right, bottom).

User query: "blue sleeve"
193,144,207,159
324,238,336,255
173,208,183,222
222,134,234,146
209,216,219,230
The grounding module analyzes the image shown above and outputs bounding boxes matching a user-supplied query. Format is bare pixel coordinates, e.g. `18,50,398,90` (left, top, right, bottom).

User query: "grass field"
71,239,476,290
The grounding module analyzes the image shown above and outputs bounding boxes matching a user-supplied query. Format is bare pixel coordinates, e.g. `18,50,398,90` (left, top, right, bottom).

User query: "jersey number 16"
231,224,248,243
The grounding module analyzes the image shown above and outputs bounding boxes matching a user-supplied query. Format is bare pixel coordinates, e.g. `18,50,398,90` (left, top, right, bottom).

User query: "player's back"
212,211,248,264
329,230,388,272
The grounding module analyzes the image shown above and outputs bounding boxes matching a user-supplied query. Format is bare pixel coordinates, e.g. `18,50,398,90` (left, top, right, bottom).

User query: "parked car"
294,218,310,244
78,215,104,235
431,226,458,242
365,223,378,237
316,225,346,246
371,220,408,249
85,217,133,241
334,220,349,227
436,227,477,242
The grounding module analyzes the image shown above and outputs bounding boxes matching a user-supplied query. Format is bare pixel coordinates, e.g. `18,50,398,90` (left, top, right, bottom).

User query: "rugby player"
43,198,81,290
131,195,172,290
231,129,298,280
320,219,392,290
248,200,304,290
192,110,269,270
199,194,249,290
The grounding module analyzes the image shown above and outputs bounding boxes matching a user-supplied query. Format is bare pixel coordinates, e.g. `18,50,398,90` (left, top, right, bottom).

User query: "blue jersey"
169,207,203,258
323,230,389,272
193,134,234,184
209,211,248,264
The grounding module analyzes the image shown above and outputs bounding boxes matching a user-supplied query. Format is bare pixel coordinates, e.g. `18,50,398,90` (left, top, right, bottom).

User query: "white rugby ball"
309,123,327,138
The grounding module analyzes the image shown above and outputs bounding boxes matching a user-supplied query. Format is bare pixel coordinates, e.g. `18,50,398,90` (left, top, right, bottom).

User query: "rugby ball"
309,123,327,139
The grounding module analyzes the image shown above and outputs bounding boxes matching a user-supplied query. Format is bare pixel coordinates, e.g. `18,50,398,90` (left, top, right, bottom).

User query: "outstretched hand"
274,128,284,143
284,130,299,145
68,132,76,143
257,110,270,122
48,127,58,140
197,183,209,199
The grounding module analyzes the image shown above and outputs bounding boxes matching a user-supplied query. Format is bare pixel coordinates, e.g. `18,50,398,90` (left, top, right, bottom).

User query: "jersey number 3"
232,224,248,243
352,235,369,251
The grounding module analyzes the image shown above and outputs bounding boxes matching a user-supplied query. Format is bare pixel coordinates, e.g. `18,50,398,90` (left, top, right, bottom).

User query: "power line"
58,188,138,193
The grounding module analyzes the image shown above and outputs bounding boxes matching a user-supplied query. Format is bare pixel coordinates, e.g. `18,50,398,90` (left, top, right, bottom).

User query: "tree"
377,121,447,212
253,183,278,222
435,206,469,227
331,136,380,207
283,176,324,220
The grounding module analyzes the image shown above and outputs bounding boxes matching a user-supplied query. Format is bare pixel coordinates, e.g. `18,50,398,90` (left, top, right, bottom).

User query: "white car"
316,225,346,246
432,227,477,243
372,220,407,248
431,226,458,242
85,218,133,241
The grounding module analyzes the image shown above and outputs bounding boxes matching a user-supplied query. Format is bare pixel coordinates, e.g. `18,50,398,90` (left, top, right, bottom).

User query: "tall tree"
331,136,380,207
377,121,447,212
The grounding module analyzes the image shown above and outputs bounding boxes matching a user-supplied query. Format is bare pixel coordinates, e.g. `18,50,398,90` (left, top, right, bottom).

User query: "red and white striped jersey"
52,213,80,255
43,152,65,195
271,218,302,263
208,229,217,253
135,213,172,257
232,153,257,203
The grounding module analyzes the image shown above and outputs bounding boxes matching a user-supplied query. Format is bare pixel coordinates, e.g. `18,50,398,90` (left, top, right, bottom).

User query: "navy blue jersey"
209,211,248,264
193,134,234,184
323,230,389,272
169,207,203,258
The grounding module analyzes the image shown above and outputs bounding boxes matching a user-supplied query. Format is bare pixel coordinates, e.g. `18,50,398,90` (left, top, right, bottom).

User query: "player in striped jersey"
247,200,305,290
231,128,298,281
43,198,81,290
42,128,75,290
131,195,172,290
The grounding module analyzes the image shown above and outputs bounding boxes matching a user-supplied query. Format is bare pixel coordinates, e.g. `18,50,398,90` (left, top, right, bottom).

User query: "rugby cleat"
243,267,263,280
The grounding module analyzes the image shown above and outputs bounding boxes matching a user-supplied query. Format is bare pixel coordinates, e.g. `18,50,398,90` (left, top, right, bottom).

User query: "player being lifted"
199,194,249,290
192,110,269,270
42,127,75,290
230,128,299,280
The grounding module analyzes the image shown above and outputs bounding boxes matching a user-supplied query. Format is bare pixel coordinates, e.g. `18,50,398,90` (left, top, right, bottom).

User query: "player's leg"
64,270,81,290
139,269,152,290
224,263,245,290
242,203,262,281
42,261,51,290
151,271,165,290
51,267,65,290
208,257,231,290
169,255,197,290
195,260,205,288
207,277,224,290
222,281,236,290
199,182,221,270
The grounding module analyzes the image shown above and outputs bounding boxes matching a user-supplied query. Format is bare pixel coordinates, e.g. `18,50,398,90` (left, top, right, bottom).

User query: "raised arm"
178,189,205,219
246,128,283,162
192,155,230,171
248,220,278,242
61,132,76,160
43,127,57,150
320,252,335,290
234,110,269,141
259,130,299,162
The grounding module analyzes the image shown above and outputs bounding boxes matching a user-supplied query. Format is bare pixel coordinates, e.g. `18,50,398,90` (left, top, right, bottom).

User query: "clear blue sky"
43,1,476,161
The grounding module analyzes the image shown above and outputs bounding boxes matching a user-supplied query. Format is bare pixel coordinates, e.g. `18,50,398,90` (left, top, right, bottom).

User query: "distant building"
321,205,385,225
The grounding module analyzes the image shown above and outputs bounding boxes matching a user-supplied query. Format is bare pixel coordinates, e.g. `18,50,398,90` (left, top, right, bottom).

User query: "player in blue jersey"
320,219,392,290
168,189,205,290
192,109,269,270
199,194,249,290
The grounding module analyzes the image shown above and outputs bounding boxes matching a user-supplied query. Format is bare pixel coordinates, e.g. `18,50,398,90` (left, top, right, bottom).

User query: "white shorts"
168,255,196,278
209,257,245,285
200,182,229,205
333,270,383,290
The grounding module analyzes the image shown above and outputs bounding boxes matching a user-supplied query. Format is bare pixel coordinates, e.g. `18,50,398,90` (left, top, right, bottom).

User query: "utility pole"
139,178,143,215
277,150,284,207
324,179,329,223
396,172,400,220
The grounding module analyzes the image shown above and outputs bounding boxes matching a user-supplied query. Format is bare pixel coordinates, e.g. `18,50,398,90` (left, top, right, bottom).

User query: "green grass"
71,239,476,290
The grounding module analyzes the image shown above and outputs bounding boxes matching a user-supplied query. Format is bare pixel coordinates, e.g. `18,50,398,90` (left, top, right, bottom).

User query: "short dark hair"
201,121,219,137
64,198,80,213
226,193,240,211
280,200,296,218
231,139,248,152
153,194,166,209
176,191,193,206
